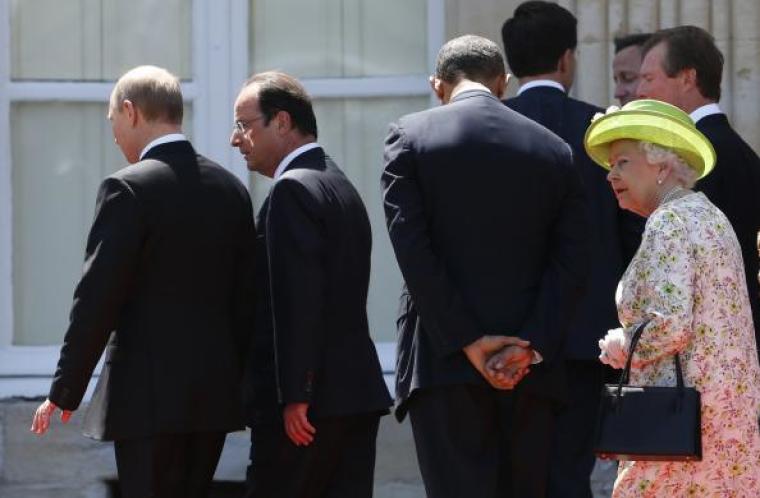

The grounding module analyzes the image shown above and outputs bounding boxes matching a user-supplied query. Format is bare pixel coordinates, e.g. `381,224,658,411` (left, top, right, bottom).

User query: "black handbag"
593,320,702,461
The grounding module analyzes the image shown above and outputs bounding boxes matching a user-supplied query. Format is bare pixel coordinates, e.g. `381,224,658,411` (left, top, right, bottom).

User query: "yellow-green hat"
583,99,716,179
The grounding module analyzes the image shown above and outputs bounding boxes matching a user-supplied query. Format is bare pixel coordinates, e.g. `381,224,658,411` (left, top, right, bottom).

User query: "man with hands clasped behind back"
383,35,590,498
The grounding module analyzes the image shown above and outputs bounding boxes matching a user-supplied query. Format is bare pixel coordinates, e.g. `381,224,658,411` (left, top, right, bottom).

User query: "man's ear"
123,100,138,127
493,73,508,99
558,48,577,74
275,110,292,134
678,67,698,92
430,75,446,103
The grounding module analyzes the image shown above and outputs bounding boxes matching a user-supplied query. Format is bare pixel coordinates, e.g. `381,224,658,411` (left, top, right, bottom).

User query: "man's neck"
518,73,568,92
137,125,183,153
448,81,491,101
679,95,715,115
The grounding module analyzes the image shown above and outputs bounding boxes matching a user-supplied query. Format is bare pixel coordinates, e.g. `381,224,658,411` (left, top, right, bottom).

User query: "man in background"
231,71,391,498
31,65,256,498
638,26,760,349
502,3,642,496
612,33,651,105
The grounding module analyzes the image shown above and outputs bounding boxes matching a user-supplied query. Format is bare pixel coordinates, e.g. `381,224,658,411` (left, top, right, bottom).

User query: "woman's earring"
657,179,663,185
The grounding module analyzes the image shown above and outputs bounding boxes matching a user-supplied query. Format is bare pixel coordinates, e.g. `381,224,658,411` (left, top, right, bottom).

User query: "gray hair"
435,35,505,84
110,65,183,124
639,141,698,189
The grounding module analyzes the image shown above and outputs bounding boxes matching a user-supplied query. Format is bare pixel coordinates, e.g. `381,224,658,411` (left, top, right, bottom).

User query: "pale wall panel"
249,0,427,78
731,1,760,151
576,0,609,105
11,0,191,80
679,0,711,30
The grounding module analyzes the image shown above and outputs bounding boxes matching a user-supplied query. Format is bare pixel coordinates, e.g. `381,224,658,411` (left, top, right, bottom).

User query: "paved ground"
0,400,424,497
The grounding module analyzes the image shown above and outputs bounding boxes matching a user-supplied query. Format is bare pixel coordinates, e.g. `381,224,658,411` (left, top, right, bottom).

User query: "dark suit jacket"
696,113,760,342
382,90,591,419
244,147,391,424
505,86,643,360
48,141,256,441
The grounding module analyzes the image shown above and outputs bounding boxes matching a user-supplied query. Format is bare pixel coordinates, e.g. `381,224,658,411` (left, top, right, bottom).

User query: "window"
247,0,443,342
0,0,443,395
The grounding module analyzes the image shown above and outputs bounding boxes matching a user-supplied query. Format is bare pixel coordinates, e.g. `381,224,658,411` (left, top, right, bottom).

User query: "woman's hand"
599,328,628,369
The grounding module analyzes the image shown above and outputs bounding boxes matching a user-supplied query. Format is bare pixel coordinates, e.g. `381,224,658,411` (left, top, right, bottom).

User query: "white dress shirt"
139,133,188,160
516,79,566,96
689,103,723,124
274,142,322,180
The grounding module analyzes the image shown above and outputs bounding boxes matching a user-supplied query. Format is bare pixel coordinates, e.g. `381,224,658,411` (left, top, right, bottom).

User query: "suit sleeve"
266,177,326,404
48,177,144,410
517,149,591,363
382,122,482,357
232,191,257,367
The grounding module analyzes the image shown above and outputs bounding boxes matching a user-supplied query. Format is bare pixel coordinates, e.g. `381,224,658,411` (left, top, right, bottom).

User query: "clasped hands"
463,335,534,390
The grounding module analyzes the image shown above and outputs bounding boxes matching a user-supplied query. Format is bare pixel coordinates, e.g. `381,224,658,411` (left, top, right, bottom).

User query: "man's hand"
485,345,533,388
463,335,530,390
30,399,72,435
283,402,316,447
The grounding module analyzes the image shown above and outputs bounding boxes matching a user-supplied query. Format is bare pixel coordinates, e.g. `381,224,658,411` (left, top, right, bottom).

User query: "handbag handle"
616,320,686,399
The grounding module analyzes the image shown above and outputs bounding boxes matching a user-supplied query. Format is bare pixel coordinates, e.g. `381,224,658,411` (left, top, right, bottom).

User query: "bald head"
110,65,183,125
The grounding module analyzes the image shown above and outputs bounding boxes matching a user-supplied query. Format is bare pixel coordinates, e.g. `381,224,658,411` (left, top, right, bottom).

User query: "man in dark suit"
612,33,651,106
638,25,760,347
501,3,643,497
382,35,591,498
30,65,256,498
231,71,392,498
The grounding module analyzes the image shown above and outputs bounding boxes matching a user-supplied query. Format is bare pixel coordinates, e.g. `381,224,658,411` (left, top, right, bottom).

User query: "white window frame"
0,0,444,397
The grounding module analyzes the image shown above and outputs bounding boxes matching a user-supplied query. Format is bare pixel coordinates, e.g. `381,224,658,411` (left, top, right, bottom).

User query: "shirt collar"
450,82,491,100
689,103,723,124
517,79,566,96
139,133,188,160
274,142,321,180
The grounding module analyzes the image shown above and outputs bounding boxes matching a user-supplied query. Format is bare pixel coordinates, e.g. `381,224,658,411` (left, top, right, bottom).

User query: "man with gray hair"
383,35,590,497
31,65,256,498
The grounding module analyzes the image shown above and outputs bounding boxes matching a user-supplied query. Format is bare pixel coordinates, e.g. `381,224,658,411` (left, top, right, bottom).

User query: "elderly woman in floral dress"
585,99,760,497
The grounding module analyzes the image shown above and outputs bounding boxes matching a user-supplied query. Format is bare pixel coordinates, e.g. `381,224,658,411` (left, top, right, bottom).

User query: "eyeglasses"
233,115,265,134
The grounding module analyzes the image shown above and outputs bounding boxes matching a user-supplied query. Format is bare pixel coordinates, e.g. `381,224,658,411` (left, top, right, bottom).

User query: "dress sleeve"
623,207,694,368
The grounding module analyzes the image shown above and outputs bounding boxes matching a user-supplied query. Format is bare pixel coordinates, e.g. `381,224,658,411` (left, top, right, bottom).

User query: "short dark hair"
435,35,506,84
642,26,723,101
614,33,652,54
501,1,577,78
245,71,318,138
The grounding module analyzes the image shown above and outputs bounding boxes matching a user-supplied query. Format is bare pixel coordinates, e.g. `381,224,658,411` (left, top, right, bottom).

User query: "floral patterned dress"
612,192,760,498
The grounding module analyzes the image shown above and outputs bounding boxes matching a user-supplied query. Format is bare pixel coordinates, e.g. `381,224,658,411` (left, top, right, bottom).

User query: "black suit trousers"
114,431,227,498
246,412,380,498
547,360,605,498
408,384,556,498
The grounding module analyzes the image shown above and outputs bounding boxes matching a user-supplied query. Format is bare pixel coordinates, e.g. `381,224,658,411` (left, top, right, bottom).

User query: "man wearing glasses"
231,71,391,498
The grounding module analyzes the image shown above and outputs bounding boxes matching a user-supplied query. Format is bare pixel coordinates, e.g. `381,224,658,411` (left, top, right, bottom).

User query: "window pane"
250,96,430,341
249,0,428,77
11,0,191,80
11,102,194,345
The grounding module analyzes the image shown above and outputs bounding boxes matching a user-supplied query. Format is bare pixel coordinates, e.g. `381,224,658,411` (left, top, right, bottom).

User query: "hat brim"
584,109,716,180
